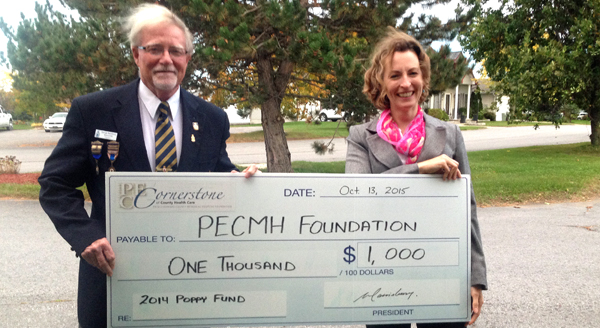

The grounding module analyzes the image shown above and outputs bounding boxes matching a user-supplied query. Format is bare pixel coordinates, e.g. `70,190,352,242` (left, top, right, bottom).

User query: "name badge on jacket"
95,129,118,141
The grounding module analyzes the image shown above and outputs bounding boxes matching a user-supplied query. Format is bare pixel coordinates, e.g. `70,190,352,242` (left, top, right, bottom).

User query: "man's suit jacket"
346,113,488,290
38,79,237,327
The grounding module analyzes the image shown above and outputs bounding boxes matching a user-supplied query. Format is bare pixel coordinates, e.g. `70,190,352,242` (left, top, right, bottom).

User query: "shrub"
483,111,496,121
12,111,33,121
0,156,21,174
560,103,580,122
236,107,252,119
481,102,498,121
427,108,449,121
281,105,300,121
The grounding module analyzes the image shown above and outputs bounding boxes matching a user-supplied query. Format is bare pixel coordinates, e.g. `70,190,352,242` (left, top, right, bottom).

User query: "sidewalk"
230,125,264,134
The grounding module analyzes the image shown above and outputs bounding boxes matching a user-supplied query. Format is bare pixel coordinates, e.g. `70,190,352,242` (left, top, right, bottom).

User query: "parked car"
318,109,348,122
43,112,68,132
577,110,588,120
0,105,13,130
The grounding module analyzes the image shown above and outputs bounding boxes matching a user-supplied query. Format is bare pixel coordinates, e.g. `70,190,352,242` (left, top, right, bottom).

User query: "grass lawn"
469,143,600,205
229,121,484,142
231,123,262,128
0,183,41,198
460,126,487,131
484,120,594,127
13,123,34,130
569,120,592,125
482,121,555,127
228,121,349,143
0,183,90,200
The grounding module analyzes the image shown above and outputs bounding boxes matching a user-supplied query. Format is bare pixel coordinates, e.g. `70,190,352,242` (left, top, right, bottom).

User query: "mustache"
152,65,177,73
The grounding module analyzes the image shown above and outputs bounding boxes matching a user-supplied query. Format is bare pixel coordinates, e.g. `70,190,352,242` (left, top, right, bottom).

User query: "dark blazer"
346,113,488,290
38,79,237,328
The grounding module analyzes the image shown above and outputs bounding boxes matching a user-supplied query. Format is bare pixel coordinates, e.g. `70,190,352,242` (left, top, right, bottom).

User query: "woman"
346,27,487,327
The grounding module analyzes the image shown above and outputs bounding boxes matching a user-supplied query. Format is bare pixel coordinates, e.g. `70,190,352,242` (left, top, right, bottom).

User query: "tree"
3,0,478,171
0,2,137,118
0,70,11,91
185,0,480,171
460,0,600,146
469,85,482,119
0,71,17,115
427,45,469,96
0,89,16,111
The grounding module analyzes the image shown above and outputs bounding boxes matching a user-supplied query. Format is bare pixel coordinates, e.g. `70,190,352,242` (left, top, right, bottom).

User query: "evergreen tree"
0,2,137,117
427,45,469,96
469,85,482,119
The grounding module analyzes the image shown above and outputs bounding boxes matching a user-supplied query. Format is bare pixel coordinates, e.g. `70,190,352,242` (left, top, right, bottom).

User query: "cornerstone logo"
117,181,231,211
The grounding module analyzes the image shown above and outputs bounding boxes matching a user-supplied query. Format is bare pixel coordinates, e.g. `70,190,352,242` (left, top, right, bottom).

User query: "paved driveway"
1,199,598,327
0,129,62,173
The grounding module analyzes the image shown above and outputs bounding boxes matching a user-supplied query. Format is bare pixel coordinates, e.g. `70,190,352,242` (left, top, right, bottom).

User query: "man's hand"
81,238,115,276
417,154,461,180
466,286,484,326
232,164,261,178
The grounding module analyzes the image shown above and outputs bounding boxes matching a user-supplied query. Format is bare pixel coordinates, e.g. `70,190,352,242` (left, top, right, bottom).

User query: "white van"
0,105,13,130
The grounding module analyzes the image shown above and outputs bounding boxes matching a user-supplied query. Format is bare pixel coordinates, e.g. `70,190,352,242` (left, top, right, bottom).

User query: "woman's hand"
417,154,461,180
466,286,484,326
231,164,261,178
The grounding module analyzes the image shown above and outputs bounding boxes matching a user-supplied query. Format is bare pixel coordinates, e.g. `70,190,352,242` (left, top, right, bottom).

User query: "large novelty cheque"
106,173,472,327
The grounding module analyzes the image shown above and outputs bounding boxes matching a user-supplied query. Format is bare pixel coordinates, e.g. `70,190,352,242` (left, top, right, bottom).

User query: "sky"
406,0,466,51
1,0,78,57
0,0,492,79
1,0,78,82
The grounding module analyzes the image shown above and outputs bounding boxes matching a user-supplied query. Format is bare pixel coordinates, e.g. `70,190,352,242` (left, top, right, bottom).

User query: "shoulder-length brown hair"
363,27,431,110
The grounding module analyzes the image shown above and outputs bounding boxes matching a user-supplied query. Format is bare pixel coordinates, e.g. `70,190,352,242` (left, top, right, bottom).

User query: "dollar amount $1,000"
342,245,426,265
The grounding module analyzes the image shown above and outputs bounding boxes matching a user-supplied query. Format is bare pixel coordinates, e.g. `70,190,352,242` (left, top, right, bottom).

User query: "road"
0,124,593,172
1,199,598,327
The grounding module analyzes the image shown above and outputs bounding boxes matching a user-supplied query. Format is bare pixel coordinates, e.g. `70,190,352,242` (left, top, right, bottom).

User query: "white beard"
153,76,178,92
150,65,179,91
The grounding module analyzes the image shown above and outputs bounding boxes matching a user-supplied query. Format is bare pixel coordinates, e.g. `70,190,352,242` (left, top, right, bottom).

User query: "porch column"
466,84,472,121
454,85,459,120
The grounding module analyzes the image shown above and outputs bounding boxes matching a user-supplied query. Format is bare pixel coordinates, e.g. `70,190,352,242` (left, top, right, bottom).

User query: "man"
38,4,257,327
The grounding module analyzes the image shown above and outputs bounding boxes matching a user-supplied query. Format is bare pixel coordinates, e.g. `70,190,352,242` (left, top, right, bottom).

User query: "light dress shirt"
138,82,183,171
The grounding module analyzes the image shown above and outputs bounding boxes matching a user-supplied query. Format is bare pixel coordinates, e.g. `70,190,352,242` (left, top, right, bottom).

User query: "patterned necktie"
155,101,177,172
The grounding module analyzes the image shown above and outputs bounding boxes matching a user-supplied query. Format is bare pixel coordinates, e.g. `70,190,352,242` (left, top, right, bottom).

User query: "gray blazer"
346,113,488,289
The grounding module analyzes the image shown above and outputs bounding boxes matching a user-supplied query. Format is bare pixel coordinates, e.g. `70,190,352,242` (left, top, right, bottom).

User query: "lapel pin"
91,141,103,175
192,122,199,131
191,134,196,143
107,141,119,172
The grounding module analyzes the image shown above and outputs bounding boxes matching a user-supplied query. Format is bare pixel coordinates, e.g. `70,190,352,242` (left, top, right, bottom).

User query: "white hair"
122,4,193,53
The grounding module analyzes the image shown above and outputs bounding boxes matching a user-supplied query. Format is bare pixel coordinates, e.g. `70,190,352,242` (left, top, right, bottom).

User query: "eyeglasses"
137,45,188,57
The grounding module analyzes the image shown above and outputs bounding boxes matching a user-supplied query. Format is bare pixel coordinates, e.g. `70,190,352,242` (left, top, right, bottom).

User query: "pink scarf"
376,107,426,164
